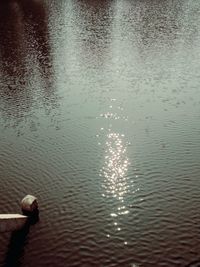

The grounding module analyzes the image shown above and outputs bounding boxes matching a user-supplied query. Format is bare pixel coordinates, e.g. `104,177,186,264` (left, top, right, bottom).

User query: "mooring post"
21,195,38,215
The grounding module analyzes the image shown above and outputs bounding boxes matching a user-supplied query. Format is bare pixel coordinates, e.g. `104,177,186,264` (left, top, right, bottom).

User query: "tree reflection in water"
0,0,57,132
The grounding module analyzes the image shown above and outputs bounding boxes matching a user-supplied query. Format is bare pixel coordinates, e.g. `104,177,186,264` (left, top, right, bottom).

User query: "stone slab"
0,214,28,232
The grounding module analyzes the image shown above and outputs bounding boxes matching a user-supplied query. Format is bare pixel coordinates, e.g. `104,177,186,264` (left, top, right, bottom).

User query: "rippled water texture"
1,0,200,266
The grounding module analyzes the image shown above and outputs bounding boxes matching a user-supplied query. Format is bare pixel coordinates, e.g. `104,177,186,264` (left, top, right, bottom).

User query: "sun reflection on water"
100,129,131,239
101,132,129,200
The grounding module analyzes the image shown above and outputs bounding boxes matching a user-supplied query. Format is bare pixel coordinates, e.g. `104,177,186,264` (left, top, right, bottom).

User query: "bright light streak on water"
100,130,131,236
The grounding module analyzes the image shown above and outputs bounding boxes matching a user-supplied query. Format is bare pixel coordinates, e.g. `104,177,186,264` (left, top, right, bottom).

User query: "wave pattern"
1,0,200,266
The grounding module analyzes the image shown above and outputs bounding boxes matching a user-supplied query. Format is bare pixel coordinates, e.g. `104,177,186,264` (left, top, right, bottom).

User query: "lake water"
1,0,200,266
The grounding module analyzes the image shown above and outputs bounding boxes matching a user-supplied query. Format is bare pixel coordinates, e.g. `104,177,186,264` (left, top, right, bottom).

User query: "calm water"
1,0,200,266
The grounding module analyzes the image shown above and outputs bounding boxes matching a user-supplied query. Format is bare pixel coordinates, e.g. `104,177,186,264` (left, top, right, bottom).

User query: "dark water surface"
1,0,200,266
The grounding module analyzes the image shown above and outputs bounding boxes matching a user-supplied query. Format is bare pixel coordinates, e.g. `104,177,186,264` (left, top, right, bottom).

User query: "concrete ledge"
0,214,28,232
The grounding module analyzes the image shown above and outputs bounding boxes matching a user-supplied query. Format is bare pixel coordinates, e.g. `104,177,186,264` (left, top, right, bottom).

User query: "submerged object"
0,214,28,232
21,195,38,215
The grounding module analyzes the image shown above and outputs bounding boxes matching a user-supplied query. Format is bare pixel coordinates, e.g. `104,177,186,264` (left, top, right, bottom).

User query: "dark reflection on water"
73,0,113,68
0,0,57,131
1,0,200,266
133,0,183,45
3,225,30,267
3,214,39,267
128,0,199,54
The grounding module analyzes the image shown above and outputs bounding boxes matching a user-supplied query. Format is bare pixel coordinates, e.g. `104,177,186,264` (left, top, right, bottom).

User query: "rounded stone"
21,195,38,214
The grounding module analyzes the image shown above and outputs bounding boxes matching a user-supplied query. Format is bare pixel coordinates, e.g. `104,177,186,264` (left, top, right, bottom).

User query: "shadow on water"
0,0,57,131
3,213,39,267
3,225,30,267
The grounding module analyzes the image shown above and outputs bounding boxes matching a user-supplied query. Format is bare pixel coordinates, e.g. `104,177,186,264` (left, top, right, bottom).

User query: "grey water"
0,0,200,266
